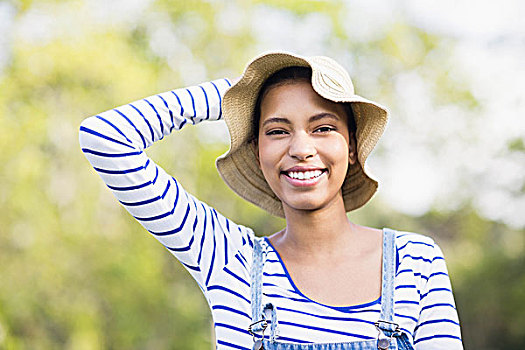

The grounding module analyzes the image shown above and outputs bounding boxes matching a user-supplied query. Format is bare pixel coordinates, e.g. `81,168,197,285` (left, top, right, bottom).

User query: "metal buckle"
374,320,400,332
375,321,400,350
248,319,268,349
248,319,268,336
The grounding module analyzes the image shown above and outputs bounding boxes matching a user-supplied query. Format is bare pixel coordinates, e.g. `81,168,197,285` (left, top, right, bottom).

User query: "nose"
288,132,316,160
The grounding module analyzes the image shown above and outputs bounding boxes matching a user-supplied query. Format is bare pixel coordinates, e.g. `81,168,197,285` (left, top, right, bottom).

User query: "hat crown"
309,56,355,98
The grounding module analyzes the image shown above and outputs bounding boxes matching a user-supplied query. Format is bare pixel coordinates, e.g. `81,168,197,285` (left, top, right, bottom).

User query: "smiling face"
257,80,356,216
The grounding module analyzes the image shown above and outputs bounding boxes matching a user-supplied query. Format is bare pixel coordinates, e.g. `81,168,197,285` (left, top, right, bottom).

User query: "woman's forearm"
79,78,231,152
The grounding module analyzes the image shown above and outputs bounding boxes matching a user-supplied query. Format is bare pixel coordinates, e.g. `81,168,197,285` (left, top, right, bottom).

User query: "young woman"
79,52,463,349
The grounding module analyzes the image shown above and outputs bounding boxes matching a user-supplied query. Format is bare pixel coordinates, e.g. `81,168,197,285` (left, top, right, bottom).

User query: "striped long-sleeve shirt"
79,78,463,349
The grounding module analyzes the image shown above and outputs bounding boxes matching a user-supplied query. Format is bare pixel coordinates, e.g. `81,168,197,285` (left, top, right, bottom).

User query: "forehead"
259,80,347,124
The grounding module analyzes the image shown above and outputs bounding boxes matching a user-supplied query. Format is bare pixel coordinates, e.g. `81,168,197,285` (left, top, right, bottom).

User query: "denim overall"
248,228,414,350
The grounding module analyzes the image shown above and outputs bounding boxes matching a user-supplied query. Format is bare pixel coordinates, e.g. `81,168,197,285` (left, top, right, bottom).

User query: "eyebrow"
261,113,340,128
261,117,291,127
309,113,340,123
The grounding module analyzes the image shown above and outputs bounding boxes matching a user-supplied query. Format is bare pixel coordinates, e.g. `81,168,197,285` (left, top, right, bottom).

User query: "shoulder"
392,229,448,277
393,229,438,257
391,230,452,298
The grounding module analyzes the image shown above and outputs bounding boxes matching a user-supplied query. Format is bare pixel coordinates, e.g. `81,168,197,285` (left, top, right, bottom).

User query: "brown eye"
266,129,288,136
314,126,336,133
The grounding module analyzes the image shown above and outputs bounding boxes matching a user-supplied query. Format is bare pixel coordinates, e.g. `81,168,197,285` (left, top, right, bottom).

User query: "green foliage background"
1,0,523,349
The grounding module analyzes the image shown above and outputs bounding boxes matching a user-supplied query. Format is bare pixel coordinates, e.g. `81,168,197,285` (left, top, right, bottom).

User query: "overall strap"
376,228,402,349
379,228,396,322
249,237,278,345
250,237,265,326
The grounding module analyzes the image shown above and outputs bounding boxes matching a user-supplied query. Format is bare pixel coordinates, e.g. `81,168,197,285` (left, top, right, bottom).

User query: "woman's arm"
413,243,463,349
79,78,254,288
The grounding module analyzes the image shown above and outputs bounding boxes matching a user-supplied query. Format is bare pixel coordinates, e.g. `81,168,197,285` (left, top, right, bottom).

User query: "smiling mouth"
282,169,326,180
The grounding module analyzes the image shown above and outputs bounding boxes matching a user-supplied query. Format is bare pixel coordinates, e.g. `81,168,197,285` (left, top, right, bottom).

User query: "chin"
280,192,345,215
282,199,333,214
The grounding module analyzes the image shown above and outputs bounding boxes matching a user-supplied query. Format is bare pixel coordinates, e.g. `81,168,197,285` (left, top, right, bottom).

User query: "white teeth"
287,170,323,180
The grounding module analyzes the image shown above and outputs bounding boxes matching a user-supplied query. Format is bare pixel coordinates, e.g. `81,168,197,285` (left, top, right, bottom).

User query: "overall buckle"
248,319,268,350
375,320,400,349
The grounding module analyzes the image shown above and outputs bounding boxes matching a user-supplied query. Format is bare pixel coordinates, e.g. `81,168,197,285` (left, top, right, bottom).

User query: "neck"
275,199,357,258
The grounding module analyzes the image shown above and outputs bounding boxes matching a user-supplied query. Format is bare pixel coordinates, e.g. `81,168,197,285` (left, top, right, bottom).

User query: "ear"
348,132,357,165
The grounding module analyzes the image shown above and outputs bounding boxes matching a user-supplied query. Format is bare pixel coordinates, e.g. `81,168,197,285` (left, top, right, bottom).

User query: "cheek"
322,137,350,163
257,140,281,173
333,140,349,155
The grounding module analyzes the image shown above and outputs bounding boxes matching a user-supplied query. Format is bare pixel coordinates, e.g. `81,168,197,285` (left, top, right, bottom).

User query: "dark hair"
252,66,357,140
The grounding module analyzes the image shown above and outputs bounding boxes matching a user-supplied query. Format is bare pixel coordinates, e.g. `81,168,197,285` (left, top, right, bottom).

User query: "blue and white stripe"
79,78,463,349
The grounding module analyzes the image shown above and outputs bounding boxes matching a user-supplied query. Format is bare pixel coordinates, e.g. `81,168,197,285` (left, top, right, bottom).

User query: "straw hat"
216,51,389,218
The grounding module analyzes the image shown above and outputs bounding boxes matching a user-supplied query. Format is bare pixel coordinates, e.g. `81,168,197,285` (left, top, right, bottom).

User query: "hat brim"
216,52,388,218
